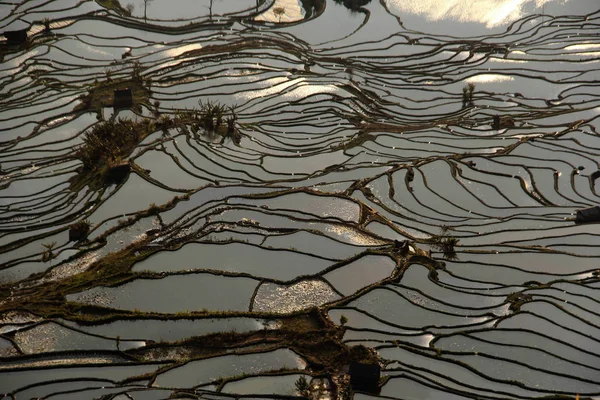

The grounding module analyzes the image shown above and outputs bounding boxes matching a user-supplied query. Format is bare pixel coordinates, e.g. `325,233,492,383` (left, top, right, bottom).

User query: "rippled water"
1,0,600,398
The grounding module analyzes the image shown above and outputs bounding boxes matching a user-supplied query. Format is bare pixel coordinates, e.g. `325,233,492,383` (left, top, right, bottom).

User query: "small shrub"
467,82,476,94
41,241,57,262
147,203,160,215
198,100,227,132
295,376,310,397
273,6,286,22
225,106,240,144
340,315,348,326
429,225,459,260
153,100,161,116
333,0,371,12
462,83,475,107
41,18,51,32
69,220,91,242
104,68,113,82
157,114,174,134
131,60,143,82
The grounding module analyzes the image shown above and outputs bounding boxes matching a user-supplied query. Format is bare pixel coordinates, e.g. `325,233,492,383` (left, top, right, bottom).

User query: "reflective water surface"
1,0,600,398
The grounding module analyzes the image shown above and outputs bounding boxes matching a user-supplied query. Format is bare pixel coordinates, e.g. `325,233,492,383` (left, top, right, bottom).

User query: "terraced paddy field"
1,0,600,398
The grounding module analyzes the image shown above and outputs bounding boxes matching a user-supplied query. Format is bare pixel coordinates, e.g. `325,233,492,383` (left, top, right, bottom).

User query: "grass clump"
175,100,240,144
197,100,240,143
429,225,459,259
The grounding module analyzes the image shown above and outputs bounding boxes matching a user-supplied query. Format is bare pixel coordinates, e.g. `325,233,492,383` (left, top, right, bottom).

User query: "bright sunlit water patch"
385,0,569,27
165,43,202,57
255,0,305,23
466,74,515,84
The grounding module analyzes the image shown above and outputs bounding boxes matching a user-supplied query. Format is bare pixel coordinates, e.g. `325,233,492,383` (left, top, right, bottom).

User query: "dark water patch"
153,348,304,388
0,363,162,395
63,316,271,342
66,273,258,313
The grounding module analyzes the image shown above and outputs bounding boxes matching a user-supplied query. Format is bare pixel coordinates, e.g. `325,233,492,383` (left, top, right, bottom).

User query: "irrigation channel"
1,0,600,398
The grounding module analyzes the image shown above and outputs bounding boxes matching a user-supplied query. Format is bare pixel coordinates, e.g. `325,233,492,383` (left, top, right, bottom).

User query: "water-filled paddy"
1,0,600,398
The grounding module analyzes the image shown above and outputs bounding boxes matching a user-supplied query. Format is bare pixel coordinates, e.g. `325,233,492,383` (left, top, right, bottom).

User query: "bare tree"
273,6,285,22
144,0,153,21
207,0,223,20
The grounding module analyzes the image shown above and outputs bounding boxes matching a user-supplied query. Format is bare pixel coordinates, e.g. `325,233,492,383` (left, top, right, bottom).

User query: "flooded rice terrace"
1,0,600,398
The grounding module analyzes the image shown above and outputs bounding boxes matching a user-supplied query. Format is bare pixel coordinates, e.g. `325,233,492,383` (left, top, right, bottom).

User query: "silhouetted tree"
333,0,371,11
144,0,152,21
